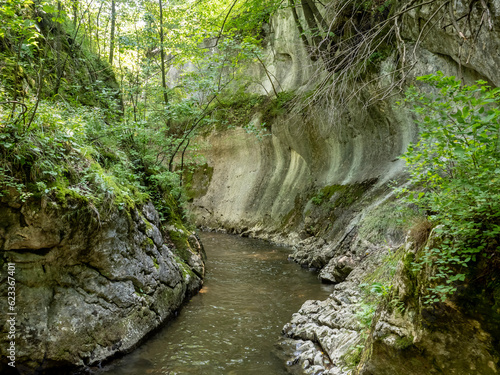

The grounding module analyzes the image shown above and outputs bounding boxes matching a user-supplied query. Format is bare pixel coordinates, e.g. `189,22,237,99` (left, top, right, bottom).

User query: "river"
101,232,333,375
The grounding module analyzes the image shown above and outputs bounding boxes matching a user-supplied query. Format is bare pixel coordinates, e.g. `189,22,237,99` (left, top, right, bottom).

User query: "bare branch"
210,0,239,49
480,0,493,30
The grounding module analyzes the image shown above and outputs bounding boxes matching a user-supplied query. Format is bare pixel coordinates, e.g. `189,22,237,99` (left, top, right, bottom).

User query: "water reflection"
101,232,333,375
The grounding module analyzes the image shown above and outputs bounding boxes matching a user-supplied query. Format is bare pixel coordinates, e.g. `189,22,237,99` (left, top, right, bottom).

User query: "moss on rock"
310,179,378,209
184,164,214,202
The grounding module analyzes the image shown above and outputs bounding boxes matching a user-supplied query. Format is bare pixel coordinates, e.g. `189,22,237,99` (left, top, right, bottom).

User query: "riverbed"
101,232,333,375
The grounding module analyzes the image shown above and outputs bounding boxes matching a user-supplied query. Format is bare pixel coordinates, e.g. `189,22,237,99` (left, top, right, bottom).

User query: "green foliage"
311,185,340,205
369,282,392,297
209,90,296,133
0,97,147,208
0,0,293,231
0,0,211,228
261,91,296,124
243,121,270,141
223,0,283,42
311,194,323,205
0,0,41,46
398,72,500,303
210,92,266,130
362,246,406,303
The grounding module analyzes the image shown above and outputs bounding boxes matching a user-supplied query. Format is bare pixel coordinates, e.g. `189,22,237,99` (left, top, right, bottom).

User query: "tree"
109,0,116,65
158,0,168,106
71,0,78,30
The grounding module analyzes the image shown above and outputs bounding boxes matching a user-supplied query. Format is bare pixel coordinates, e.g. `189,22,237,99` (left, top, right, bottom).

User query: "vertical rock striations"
188,0,500,374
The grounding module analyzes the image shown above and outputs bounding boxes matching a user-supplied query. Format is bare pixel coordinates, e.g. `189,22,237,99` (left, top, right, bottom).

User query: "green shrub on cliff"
0,95,147,206
399,72,500,302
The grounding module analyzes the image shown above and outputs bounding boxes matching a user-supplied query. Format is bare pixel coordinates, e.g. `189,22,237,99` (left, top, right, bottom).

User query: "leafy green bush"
0,96,147,207
399,72,500,302
0,0,203,230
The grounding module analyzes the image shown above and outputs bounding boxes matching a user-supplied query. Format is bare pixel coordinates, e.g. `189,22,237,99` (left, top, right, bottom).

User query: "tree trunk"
301,0,323,48
53,2,63,96
304,0,327,30
72,0,77,30
298,0,335,66
290,0,311,50
88,8,92,51
109,0,116,65
159,0,169,106
96,2,104,57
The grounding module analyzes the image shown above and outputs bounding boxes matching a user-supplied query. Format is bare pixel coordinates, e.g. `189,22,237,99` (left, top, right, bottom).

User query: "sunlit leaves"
0,0,40,45
399,72,500,303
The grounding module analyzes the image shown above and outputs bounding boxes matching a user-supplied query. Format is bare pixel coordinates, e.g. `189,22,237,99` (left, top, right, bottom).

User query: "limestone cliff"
189,0,496,271
188,0,500,374
0,193,204,374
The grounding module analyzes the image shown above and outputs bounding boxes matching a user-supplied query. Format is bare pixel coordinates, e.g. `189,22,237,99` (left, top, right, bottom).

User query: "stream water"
101,232,333,375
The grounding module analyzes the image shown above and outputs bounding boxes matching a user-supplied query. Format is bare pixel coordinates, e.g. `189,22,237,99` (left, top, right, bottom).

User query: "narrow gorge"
188,1,500,373
1,0,500,374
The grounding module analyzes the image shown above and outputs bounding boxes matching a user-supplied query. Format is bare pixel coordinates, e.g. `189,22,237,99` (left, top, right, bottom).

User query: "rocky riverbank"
0,193,204,374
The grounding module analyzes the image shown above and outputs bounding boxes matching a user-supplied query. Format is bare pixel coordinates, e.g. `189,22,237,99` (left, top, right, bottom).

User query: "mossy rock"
168,229,194,263
310,179,378,209
394,335,414,350
54,187,90,207
206,90,296,132
141,237,154,250
184,163,214,202
342,343,364,369
152,257,160,269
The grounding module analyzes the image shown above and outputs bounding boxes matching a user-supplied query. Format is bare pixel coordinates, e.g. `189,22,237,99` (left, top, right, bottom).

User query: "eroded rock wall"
190,92,414,273
0,195,204,374
188,1,500,374
191,0,500,247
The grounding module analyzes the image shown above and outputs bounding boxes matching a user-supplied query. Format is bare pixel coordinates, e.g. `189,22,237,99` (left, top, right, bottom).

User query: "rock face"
190,0,500,267
356,236,500,375
276,199,407,375
190,0,500,252
187,0,500,374
279,283,364,375
0,195,204,374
